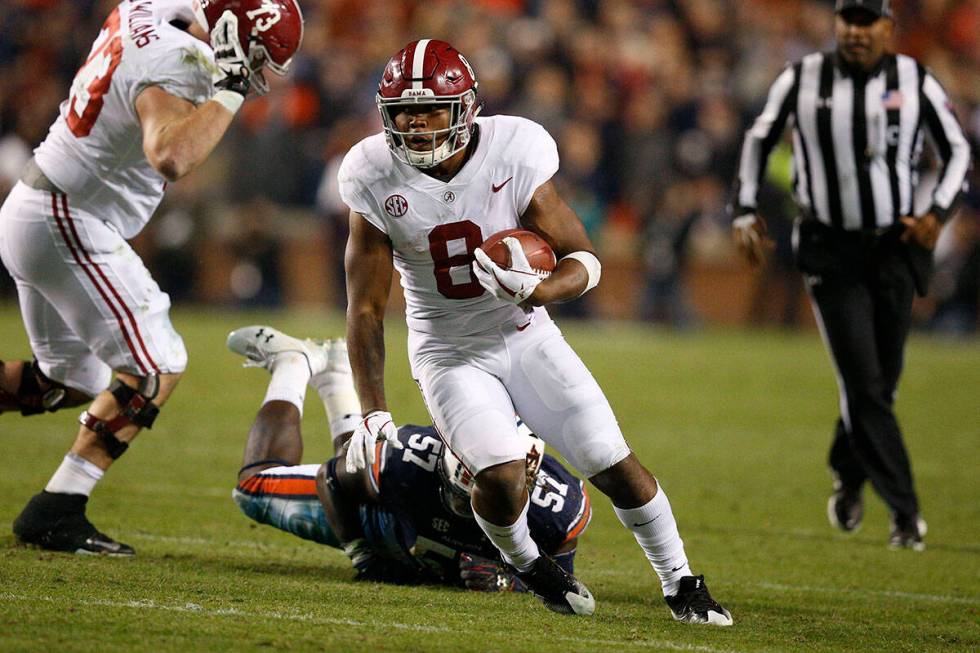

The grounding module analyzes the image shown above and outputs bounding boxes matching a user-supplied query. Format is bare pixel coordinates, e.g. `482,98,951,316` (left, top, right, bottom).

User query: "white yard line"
0,592,448,633
754,582,980,606
587,570,980,606
0,593,741,651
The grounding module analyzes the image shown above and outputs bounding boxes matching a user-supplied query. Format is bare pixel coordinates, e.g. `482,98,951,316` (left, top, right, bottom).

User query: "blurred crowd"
0,0,977,332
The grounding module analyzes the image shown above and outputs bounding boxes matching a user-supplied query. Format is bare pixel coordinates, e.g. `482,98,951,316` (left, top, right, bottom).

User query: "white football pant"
409,311,631,478
0,182,187,395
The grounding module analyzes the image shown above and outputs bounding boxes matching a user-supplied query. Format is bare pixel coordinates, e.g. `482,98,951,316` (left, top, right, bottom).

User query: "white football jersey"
338,115,560,336
33,0,214,239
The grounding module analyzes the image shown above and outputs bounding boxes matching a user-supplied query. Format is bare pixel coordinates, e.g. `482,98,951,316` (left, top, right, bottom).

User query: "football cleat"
515,554,596,616
227,325,329,376
827,482,864,533
12,491,134,556
665,575,733,626
889,514,927,551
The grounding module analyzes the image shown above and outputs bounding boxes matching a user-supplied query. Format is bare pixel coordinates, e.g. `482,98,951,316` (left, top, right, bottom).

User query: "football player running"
339,40,732,624
0,0,303,555
226,325,591,591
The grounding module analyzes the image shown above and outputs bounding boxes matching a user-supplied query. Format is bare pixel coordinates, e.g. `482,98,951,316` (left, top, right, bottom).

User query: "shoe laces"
679,577,722,613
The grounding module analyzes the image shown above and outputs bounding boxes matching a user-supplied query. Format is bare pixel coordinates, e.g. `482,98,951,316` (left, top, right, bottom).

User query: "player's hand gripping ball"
472,229,556,304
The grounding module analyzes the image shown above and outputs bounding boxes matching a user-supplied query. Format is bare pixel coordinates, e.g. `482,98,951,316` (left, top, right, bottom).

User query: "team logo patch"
443,191,456,203
385,194,408,217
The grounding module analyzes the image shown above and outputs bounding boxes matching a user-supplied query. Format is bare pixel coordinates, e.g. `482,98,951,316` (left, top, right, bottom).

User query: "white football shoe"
226,325,330,376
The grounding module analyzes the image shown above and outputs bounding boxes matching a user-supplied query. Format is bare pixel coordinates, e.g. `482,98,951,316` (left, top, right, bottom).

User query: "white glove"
345,410,401,473
210,10,250,80
472,237,547,305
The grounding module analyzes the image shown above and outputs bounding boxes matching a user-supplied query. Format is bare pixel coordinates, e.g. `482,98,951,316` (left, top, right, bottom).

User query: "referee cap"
835,0,892,18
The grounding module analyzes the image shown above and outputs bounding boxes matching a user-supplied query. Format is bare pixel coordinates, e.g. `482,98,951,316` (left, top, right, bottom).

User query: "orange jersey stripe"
237,475,318,497
563,484,592,543
370,441,385,491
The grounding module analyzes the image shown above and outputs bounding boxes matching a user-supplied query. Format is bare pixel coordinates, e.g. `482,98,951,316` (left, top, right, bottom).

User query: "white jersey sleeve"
495,117,560,214
130,34,215,108
337,133,393,233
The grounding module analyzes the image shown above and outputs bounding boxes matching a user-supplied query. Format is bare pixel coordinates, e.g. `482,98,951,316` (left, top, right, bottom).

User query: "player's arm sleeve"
338,152,388,234
132,44,215,108
514,122,560,215
919,68,971,223
731,63,799,217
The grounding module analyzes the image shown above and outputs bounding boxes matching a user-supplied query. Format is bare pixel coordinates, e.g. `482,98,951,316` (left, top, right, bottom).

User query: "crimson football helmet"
377,39,481,168
194,0,304,94
438,420,545,518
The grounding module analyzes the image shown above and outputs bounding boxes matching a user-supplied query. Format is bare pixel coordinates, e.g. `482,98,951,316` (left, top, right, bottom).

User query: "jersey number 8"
428,220,485,300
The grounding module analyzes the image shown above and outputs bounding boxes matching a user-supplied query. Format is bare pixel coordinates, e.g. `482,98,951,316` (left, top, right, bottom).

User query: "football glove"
210,11,252,96
458,553,524,592
344,538,418,585
732,213,774,268
472,238,546,305
345,410,401,474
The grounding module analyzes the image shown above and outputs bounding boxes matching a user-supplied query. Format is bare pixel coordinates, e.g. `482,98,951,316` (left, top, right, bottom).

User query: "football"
479,229,557,274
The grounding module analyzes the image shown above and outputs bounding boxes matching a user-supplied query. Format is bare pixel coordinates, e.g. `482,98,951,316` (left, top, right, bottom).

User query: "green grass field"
0,306,977,652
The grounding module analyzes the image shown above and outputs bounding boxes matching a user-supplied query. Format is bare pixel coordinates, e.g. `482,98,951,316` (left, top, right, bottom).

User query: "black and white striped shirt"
734,51,971,230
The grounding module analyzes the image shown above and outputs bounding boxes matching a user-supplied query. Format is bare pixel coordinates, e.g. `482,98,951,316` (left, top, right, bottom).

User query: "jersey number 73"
67,8,123,138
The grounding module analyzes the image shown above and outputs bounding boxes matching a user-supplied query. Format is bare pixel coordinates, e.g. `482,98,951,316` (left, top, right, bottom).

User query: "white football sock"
310,369,362,440
45,452,104,497
472,495,540,572
614,485,692,597
263,352,311,415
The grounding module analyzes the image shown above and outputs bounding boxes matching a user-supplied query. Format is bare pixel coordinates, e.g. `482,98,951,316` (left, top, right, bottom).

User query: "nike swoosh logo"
516,320,532,332
670,561,688,573
491,177,513,193
633,515,662,527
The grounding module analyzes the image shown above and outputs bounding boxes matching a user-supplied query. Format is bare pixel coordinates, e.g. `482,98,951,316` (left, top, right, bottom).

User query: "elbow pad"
560,251,601,296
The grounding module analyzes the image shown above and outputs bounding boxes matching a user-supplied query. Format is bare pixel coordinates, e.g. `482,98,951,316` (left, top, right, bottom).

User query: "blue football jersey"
371,425,592,565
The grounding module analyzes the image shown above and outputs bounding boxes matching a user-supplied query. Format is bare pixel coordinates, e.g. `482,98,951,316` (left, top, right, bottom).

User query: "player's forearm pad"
560,251,601,296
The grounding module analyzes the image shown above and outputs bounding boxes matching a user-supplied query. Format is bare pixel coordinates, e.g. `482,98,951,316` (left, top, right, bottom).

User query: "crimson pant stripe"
60,195,159,374
50,193,154,375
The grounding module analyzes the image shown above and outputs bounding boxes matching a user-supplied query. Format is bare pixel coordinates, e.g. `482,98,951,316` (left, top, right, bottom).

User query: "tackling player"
226,325,591,590
339,40,732,624
0,0,303,555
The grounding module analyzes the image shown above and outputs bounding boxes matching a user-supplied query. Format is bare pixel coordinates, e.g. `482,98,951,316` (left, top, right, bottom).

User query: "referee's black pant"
794,219,921,520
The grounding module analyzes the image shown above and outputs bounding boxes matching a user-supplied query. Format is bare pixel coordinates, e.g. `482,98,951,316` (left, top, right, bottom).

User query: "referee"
730,0,971,550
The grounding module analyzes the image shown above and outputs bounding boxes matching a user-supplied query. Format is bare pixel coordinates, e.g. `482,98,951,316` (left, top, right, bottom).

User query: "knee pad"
6,359,73,416
79,376,160,459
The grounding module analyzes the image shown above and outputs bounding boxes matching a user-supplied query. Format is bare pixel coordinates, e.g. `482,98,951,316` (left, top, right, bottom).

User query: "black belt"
20,158,63,194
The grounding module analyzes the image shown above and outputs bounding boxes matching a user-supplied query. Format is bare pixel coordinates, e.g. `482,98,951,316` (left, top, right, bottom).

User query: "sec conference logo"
385,194,408,217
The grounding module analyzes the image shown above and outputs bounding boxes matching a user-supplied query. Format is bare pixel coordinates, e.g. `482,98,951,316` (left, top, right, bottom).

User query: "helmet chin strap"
405,130,458,168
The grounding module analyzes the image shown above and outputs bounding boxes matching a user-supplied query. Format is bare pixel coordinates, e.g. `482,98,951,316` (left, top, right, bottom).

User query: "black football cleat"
888,514,927,552
12,491,134,556
515,554,595,615
665,575,733,626
827,483,864,533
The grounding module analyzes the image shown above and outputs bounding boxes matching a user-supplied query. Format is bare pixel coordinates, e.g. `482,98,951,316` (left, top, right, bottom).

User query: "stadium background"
1,0,977,332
